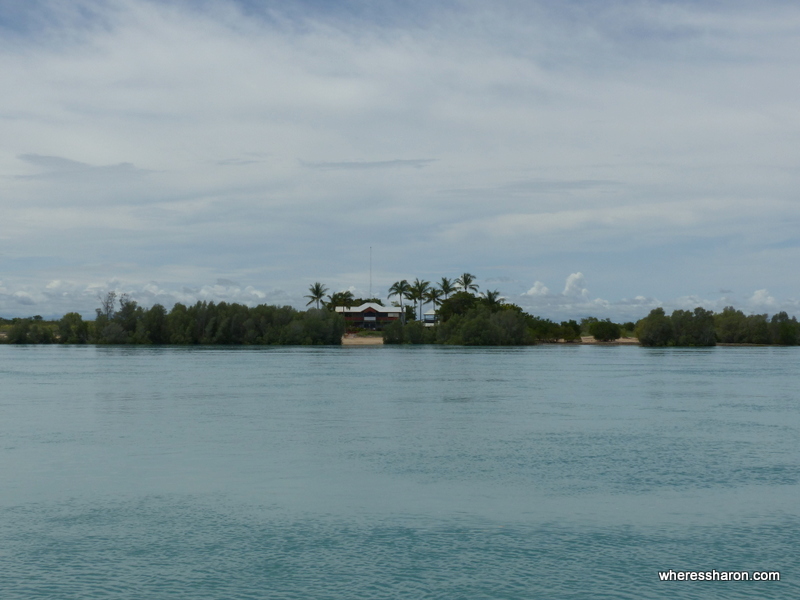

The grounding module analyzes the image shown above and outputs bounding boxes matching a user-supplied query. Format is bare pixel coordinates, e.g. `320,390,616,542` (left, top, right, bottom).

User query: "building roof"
334,303,401,315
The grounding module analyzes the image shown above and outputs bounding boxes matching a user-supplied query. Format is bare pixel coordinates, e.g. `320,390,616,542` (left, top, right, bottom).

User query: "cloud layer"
2,0,800,319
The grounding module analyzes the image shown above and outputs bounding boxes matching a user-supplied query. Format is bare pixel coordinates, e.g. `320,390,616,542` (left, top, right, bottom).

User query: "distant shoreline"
338,336,643,346
575,336,639,345
341,336,791,347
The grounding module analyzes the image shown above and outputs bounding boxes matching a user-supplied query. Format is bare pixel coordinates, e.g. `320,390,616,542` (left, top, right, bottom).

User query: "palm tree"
305,282,328,309
455,272,479,294
325,290,354,310
438,277,456,300
408,278,431,321
425,288,443,321
388,279,411,322
481,289,504,308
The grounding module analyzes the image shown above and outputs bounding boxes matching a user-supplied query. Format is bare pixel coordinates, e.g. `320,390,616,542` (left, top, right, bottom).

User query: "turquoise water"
1,344,798,599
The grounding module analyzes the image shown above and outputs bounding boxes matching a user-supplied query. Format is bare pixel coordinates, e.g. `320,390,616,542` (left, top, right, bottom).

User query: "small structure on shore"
423,310,438,327
334,303,402,330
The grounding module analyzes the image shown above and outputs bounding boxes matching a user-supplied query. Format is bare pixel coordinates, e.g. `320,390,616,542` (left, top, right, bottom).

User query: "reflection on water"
1,345,798,599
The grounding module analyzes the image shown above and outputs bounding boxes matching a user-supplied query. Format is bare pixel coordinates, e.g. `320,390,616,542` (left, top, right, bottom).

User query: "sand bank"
341,334,384,346
578,336,639,345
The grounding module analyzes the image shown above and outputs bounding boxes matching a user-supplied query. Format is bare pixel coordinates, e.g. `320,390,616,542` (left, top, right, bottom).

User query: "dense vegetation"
1,315,59,344
585,318,623,342
2,293,344,345
372,274,582,345
2,278,799,347
636,307,800,347
382,291,581,345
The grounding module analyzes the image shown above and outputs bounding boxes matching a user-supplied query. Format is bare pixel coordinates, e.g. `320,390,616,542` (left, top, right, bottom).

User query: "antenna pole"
369,246,372,298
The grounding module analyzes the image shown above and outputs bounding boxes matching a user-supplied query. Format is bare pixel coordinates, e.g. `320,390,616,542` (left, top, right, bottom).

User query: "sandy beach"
341,334,384,346
578,336,639,345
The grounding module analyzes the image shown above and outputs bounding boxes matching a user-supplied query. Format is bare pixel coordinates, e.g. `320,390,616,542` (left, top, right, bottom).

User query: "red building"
334,303,402,330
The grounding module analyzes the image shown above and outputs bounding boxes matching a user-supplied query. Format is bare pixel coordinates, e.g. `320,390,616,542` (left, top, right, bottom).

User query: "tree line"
636,306,800,347
2,292,344,345
308,271,581,345
2,286,799,347
382,301,800,347
382,295,582,345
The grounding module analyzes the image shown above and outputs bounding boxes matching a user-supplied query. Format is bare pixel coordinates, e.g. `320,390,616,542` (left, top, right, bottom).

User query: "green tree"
404,321,431,344
671,307,716,346
98,291,117,319
388,280,411,322
455,272,479,294
715,307,749,343
325,290,355,310
7,319,31,344
580,316,598,335
437,291,478,322
588,319,621,342
140,304,168,344
305,282,328,309
488,309,533,345
382,320,405,344
480,289,504,309
7,315,56,344
58,312,89,344
438,277,456,300
770,312,800,345
298,308,345,344
97,322,128,344
166,303,194,344
28,321,55,343
560,320,582,341
92,291,131,343
408,278,431,321
526,315,564,341
437,305,532,345
114,294,141,335
403,305,415,322
636,308,673,347
746,314,770,344
424,287,443,317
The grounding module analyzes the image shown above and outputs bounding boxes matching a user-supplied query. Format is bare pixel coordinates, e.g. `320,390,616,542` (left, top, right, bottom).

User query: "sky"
2,0,800,321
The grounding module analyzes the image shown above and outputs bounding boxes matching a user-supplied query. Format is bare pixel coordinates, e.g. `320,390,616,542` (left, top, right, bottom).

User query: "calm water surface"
1,345,798,598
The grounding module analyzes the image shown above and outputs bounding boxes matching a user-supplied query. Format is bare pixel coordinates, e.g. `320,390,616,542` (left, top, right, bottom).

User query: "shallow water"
1,344,798,598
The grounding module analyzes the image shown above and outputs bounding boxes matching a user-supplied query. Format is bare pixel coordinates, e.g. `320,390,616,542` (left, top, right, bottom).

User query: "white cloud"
512,273,796,321
523,281,549,296
517,272,613,318
2,1,800,318
748,289,777,308
563,272,589,299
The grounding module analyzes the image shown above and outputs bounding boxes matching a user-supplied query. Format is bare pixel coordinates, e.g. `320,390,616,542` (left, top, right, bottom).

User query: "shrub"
58,312,89,344
382,320,405,344
671,307,716,346
636,308,673,346
588,319,621,342
770,312,800,345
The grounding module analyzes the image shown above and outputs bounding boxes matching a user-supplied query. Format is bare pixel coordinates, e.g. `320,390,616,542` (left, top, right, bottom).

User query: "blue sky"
2,0,800,320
